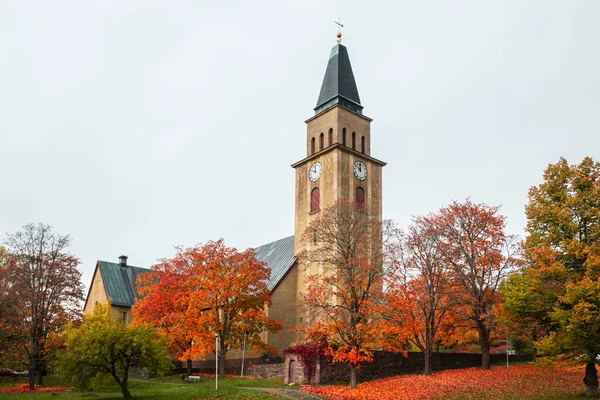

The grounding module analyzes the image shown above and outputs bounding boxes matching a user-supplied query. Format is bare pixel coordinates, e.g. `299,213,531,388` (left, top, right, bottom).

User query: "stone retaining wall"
285,351,532,384
247,363,285,379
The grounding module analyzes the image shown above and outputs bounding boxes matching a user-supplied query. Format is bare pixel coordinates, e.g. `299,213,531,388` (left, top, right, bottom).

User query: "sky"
1,1,599,293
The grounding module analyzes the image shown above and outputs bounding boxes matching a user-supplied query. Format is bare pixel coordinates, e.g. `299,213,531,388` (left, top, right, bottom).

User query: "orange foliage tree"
299,201,407,389
133,239,282,376
386,215,459,375
433,199,520,369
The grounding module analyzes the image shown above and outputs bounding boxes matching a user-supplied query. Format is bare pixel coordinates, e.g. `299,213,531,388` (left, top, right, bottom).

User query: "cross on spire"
335,18,344,42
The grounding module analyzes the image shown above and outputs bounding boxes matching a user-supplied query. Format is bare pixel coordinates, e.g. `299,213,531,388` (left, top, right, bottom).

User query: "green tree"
502,157,600,395
60,303,171,399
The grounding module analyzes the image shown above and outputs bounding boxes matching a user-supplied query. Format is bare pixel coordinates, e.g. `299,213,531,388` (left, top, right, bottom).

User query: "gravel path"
241,387,325,400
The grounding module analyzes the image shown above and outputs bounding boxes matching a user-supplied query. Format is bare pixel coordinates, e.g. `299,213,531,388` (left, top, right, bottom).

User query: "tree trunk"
186,359,192,376
28,370,35,390
349,365,358,389
478,324,491,369
480,339,490,369
219,351,226,376
424,348,432,376
583,362,598,397
119,382,132,399
36,365,43,385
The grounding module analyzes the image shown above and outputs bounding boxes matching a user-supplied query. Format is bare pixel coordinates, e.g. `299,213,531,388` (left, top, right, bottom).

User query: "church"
83,33,385,363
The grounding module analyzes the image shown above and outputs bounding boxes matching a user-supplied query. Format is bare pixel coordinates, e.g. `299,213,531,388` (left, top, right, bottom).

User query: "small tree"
60,303,171,399
300,201,406,389
3,223,84,388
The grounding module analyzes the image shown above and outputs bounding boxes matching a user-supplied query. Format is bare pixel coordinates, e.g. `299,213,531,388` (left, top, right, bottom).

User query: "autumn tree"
60,303,171,399
0,246,28,369
434,200,520,369
3,223,84,388
386,215,458,375
300,201,405,389
132,260,199,376
501,157,600,395
133,239,282,376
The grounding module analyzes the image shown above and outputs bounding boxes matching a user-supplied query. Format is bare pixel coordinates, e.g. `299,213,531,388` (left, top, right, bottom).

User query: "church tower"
292,38,386,267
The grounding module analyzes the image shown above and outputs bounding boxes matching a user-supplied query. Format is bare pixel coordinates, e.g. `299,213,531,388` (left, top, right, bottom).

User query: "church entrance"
289,360,296,384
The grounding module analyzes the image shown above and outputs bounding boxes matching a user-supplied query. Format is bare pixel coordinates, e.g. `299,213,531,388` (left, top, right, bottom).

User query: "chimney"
119,255,128,267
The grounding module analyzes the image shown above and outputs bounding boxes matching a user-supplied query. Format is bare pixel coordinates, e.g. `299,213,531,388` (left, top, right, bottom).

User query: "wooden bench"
187,376,200,383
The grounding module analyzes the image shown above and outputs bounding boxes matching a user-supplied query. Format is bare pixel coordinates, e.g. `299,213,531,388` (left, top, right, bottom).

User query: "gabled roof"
315,43,363,115
253,235,296,291
88,236,296,308
98,261,149,307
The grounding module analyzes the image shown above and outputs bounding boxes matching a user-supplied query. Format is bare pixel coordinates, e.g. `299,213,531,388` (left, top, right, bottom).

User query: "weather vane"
335,18,344,43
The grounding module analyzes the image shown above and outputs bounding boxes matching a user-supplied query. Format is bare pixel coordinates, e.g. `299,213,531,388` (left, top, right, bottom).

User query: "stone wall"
284,351,532,384
247,363,285,379
317,351,532,384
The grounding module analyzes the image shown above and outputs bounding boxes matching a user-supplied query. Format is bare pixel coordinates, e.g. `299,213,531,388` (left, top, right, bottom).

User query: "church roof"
315,43,363,115
90,236,296,308
97,261,149,307
253,235,296,291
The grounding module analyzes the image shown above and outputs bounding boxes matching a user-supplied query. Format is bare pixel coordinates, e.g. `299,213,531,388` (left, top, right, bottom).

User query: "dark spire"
314,43,363,115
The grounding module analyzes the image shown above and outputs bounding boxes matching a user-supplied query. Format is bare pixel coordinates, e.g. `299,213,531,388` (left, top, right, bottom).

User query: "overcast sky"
1,1,599,292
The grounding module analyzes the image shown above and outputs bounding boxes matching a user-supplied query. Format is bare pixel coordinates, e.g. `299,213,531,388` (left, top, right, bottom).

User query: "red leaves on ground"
0,383,72,394
301,364,584,400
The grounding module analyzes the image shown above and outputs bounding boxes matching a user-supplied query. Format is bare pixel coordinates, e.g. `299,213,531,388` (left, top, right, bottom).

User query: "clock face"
354,161,367,181
309,162,323,182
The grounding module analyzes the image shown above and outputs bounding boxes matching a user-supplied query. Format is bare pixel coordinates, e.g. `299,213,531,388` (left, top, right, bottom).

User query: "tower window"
311,137,315,155
356,186,365,207
319,133,324,151
342,128,347,146
311,187,320,212
352,132,356,150
361,136,365,154
328,128,333,147
120,311,127,323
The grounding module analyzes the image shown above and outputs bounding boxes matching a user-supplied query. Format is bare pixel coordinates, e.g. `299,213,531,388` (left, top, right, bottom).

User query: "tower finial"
335,18,344,43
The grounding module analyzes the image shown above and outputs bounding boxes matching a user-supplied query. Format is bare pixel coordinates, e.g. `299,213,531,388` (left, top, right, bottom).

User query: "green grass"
0,375,290,399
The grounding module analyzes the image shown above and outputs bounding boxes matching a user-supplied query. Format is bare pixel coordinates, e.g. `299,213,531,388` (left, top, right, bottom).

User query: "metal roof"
95,236,296,306
315,43,363,115
98,261,149,307
253,235,296,291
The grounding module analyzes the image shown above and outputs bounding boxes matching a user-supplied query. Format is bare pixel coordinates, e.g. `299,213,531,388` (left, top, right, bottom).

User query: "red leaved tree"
3,224,84,388
133,239,282,376
299,201,407,389
433,200,520,369
386,215,459,375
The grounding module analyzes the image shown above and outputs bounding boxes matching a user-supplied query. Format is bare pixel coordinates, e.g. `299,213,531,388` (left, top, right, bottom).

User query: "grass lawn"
0,375,291,399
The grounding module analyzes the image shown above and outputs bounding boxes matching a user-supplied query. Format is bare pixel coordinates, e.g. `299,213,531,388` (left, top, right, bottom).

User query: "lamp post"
241,331,248,378
215,333,219,391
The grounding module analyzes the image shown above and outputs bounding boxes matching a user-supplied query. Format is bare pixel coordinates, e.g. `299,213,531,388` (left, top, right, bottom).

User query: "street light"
215,333,219,391
241,331,248,378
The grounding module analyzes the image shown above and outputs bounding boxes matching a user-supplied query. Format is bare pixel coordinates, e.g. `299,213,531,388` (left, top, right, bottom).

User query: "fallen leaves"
0,383,72,394
301,364,584,399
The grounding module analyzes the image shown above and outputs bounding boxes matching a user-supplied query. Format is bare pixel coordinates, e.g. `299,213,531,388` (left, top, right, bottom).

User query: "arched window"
361,136,365,154
352,131,356,150
342,128,347,146
311,187,320,212
319,133,324,151
328,128,333,146
311,137,315,155
356,186,365,207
